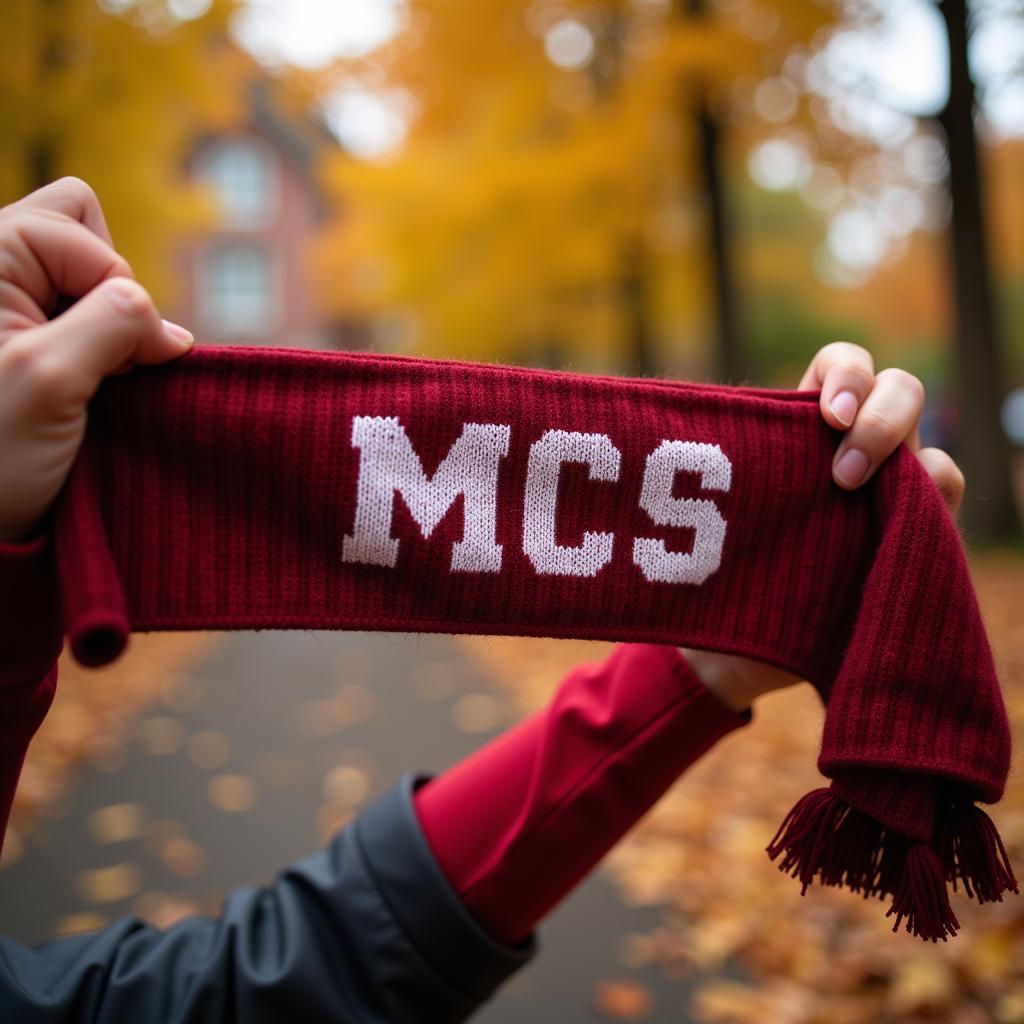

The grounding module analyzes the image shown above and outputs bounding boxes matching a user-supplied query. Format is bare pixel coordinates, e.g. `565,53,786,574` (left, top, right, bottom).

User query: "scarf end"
54,438,130,668
767,787,1018,942
939,801,1020,905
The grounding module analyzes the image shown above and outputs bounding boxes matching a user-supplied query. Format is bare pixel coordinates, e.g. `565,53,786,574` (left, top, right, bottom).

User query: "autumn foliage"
458,551,1024,1023
0,0,245,300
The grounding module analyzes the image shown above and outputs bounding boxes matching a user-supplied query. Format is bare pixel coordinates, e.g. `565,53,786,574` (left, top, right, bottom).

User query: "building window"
203,245,275,337
202,139,276,227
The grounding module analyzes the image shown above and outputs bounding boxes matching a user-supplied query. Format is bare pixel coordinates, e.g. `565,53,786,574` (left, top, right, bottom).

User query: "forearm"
0,535,64,853
414,644,751,946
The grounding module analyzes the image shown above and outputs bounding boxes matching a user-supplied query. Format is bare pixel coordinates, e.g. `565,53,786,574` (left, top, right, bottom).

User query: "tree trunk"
937,0,1020,539
594,13,657,377
694,96,741,382
29,0,66,190
620,239,654,376
676,0,742,383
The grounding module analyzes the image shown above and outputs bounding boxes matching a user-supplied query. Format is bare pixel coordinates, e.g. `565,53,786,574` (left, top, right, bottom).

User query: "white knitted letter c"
522,430,621,577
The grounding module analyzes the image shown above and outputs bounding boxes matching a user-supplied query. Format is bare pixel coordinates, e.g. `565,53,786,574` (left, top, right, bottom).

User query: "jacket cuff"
0,534,62,688
355,773,535,1008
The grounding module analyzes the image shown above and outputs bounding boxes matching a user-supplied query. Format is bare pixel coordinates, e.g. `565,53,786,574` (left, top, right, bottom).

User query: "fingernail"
829,389,858,427
834,448,869,488
162,318,194,347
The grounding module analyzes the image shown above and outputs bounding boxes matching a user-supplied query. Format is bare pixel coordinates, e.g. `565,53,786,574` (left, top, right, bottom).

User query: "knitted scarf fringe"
766,787,1019,942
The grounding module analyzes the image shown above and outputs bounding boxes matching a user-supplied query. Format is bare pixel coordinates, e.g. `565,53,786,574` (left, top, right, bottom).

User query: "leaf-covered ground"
6,633,215,848
8,552,1023,1022
457,550,1024,1024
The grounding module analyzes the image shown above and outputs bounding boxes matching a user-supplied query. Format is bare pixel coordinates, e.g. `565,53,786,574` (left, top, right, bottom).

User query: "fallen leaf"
451,693,502,733
207,775,256,813
186,731,230,771
593,978,654,1020
54,911,108,937
77,863,144,904
88,803,147,845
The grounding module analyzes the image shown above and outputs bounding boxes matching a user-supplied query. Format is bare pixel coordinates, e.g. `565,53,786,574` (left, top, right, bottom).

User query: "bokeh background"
1,1,1023,1021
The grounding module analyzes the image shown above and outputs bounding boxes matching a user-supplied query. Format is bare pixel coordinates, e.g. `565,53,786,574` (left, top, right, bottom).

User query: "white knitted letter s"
633,441,731,584
523,430,621,577
342,416,510,573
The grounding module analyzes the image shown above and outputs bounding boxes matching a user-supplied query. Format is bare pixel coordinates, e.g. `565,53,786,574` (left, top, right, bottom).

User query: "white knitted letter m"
342,416,510,573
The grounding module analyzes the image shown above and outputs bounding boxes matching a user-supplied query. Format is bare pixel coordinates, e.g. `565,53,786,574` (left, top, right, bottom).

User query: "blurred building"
167,79,356,349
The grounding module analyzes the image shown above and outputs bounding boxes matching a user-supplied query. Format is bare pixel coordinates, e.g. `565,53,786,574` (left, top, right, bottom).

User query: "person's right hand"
0,178,194,544
684,341,966,714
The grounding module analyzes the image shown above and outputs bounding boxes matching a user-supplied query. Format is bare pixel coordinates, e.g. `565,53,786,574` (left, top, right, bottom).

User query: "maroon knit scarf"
54,345,1016,940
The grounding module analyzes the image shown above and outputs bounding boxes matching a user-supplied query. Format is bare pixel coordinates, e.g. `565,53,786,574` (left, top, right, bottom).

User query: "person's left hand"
0,178,193,544
684,341,965,713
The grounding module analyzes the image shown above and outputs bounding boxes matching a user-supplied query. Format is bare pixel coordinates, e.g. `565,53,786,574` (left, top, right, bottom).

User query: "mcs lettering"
342,417,731,584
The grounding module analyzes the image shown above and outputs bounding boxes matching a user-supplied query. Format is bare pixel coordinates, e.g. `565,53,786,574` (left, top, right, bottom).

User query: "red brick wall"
165,130,339,349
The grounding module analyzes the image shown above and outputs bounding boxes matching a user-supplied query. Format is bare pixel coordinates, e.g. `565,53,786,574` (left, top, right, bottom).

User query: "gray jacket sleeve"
0,774,534,1023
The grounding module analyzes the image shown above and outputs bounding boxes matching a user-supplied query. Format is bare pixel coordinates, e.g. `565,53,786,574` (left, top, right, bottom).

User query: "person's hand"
798,341,964,513
0,178,194,544
685,341,965,713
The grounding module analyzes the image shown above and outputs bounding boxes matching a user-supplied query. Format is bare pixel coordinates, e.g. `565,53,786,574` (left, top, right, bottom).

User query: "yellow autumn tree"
313,0,842,376
0,0,246,300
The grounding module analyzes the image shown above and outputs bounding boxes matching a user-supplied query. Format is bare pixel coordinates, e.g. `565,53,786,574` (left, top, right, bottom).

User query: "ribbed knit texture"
52,345,1015,937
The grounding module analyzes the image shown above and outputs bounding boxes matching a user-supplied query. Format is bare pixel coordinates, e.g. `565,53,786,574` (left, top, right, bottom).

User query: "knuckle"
822,339,855,356
1,337,35,376
920,449,966,500
879,367,925,406
102,277,154,320
2,340,67,404
55,175,98,206
816,341,875,395
824,339,873,367
0,241,18,283
2,209,32,234
843,363,876,394
5,207,65,241
856,409,905,450
858,408,902,446
948,463,966,498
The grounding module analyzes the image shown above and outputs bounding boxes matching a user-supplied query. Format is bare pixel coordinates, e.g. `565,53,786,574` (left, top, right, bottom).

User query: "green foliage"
743,294,869,386
999,281,1024,380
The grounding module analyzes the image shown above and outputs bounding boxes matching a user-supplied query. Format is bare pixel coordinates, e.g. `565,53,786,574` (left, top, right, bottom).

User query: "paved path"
1,631,697,1022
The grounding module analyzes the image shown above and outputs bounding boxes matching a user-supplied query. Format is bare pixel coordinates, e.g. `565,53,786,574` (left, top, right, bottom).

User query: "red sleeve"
414,643,751,946
0,535,63,855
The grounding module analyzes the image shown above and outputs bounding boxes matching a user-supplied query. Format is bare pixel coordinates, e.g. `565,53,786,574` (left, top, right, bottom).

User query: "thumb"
32,276,193,383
